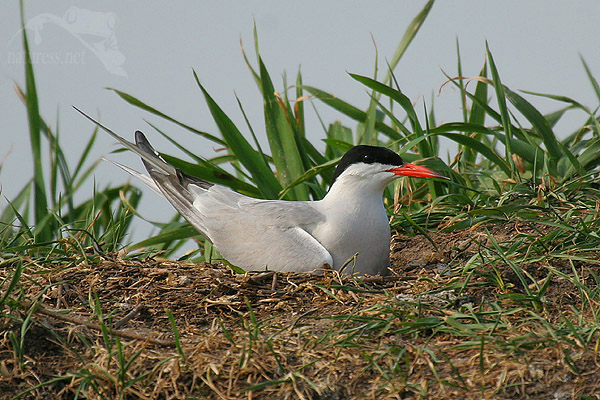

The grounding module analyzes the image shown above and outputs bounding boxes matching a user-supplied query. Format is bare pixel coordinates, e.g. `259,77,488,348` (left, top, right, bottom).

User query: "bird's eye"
362,154,375,163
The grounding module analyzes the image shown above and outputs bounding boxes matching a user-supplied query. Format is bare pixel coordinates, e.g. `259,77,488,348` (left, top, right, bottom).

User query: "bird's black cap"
330,145,404,186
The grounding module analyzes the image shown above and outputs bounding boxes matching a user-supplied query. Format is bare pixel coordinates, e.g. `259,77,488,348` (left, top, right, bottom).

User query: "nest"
2,223,600,399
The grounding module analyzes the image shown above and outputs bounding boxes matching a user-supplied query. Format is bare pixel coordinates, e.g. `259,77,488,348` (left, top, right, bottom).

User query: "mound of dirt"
2,223,599,399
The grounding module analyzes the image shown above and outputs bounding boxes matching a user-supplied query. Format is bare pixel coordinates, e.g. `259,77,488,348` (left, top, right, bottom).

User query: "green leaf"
259,59,310,200
72,128,98,183
295,68,306,137
194,70,282,199
303,86,401,140
161,154,261,197
382,0,435,85
431,129,511,177
580,55,600,105
486,43,515,178
20,1,49,241
1,181,32,226
0,260,24,311
564,138,600,177
521,89,600,138
350,73,433,157
469,61,488,126
503,87,561,163
460,61,490,166
110,88,226,146
278,157,340,199
325,122,354,159
456,38,468,123
144,121,203,164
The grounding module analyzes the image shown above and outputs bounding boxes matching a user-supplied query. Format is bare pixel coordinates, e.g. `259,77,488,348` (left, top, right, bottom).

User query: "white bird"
76,108,448,275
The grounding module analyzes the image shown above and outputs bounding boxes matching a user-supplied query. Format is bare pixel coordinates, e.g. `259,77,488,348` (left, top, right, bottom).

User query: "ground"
1,222,600,399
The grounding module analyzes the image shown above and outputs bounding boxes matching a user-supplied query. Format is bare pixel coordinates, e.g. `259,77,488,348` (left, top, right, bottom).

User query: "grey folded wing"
192,188,332,272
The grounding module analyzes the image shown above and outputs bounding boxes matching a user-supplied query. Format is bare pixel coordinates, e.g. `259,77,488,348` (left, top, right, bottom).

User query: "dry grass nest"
2,223,600,399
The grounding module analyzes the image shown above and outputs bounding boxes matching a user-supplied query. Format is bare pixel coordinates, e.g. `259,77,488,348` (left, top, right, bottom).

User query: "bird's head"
328,145,448,193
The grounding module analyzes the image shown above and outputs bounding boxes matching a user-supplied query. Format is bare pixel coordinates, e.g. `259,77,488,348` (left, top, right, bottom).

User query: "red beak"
387,163,449,180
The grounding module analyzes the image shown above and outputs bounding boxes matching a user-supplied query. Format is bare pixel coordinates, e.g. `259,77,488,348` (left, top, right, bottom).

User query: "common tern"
76,108,448,275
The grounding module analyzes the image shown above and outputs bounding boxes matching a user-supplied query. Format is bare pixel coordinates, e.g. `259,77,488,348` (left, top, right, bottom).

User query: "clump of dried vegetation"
3,221,600,399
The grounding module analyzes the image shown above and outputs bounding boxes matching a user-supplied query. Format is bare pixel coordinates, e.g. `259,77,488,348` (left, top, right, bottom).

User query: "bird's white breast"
310,197,391,275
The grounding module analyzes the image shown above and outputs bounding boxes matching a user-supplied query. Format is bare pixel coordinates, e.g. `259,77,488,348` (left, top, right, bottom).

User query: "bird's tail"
134,131,213,228
74,107,212,238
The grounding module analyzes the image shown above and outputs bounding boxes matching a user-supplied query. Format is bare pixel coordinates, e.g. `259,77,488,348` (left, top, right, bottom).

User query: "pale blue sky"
2,1,599,242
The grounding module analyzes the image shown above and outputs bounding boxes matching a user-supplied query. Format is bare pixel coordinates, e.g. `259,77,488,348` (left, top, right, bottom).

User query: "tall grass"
2,0,598,264
1,1,142,257
109,42,599,255
6,1,599,258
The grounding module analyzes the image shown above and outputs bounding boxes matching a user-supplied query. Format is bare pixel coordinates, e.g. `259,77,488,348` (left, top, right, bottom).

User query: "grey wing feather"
194,186,332,271
133,132,215,239
107,159,163,195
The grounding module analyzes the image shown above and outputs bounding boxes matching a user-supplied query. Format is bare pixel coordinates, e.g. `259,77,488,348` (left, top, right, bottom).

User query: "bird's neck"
322,176,388,206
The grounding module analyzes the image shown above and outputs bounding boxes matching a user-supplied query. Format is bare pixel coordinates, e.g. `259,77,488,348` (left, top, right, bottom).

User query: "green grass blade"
463,61,489,165
356,96,378,145
235,95,267,161
401,211,438,249
278,157,340,199
295,68,306,138
503,87,561,163
382,0,435,85
484,131,542,166
49,118,59,209
110,88,226,146
563,138,600,177
72,128,98,184
166,310,186,362
325,122,354,160
580,55,600,105
259,59,310,200
442,72,504,127
469,61,488,126
356,48,379,145
1,182,32,227
456,38,468,123
431,130,511,177
520,89,600,138
544,106,573,129
6,199,34,241
144,121,203,164
20,1,49,241
240,34,261,90
323,138,354,152
486,43,515,179
365,93,412,137
485,42,516,180
556,141,582,177
349,74,433,157
303,86,401,140
0,260,23,310
161,154,261,197
194,71,282,199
